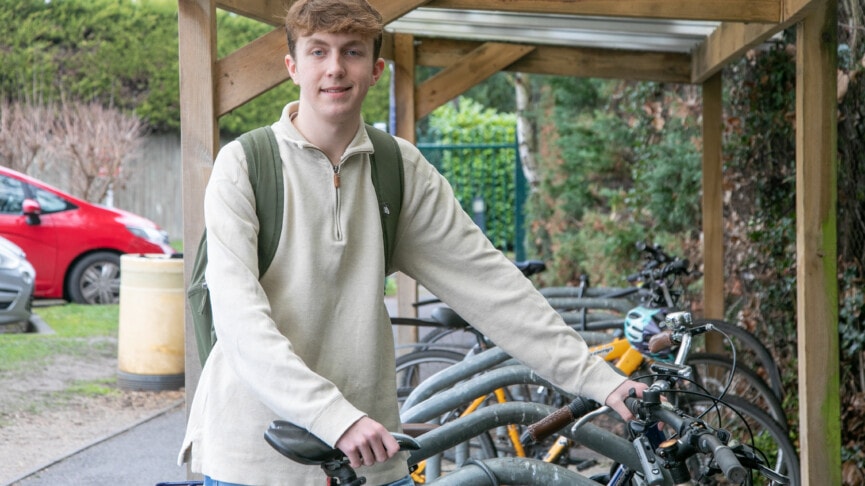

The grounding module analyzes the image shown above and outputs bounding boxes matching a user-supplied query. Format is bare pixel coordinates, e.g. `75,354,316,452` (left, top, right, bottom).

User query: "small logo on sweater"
381,202,392,216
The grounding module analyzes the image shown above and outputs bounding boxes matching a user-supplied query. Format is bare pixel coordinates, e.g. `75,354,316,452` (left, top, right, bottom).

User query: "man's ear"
371,58,386,85
285,54,299,84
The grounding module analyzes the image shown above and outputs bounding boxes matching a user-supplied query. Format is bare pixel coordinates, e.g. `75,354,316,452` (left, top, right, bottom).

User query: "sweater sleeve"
203,141,365,446
390,142,627,405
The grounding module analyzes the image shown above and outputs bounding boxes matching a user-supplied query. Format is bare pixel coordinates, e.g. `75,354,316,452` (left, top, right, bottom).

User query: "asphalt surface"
11,403,190,486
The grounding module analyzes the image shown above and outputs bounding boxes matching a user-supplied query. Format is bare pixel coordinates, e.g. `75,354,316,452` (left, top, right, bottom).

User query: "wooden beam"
701,73,724,321
216,28,288,117
216,0,431,26
796,1,840,484
514,45,690,84
416,42,535,119
425,0,781,22
691,22,779,84
691,0,824,83
416,38,691,84
216,0,286,26
178,0,218,435
372,0,435,23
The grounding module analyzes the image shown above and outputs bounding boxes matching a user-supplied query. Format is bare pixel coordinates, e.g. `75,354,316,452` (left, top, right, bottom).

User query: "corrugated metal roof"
385,8,720,53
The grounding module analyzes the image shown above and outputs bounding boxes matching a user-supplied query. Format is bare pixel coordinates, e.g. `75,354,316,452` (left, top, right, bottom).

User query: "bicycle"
398,242,787,425
397,311,798,484
542,241,784,403
392,253,787,474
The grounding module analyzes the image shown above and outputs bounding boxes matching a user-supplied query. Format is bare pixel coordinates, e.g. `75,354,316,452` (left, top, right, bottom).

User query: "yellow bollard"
117,254,185,391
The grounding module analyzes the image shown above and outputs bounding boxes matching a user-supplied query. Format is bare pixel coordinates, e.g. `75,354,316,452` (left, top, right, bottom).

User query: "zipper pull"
333,165,341,189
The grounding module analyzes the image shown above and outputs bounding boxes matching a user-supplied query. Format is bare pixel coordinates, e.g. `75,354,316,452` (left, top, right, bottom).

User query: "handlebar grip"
699,434,747,484
524,397,596,444
647,330,673,353
624,396,641,417
662,259,690,276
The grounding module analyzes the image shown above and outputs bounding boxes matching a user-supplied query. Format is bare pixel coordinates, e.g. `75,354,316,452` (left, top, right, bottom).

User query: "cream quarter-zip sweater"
179,102,626,485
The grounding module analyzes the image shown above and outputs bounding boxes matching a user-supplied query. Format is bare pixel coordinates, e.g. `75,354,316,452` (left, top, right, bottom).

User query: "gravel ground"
0,337,183,485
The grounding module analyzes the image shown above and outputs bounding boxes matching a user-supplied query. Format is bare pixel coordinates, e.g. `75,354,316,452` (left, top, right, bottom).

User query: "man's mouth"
322,87,351,94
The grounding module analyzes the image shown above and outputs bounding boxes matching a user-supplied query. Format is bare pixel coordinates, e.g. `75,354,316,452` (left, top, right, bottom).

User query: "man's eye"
345,49,362,57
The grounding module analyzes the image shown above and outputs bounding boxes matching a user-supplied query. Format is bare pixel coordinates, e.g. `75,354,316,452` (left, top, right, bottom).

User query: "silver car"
0,235,35,332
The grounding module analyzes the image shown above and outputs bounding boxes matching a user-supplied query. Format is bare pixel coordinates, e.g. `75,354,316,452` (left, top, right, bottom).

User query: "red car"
0,166,175,304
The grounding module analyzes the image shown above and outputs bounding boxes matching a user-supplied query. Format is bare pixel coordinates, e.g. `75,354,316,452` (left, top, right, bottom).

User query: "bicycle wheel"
419,327,480,354
679,395,800,486
395,351,499,481
395,349,466,392
694,319,784,401
685,352,788,429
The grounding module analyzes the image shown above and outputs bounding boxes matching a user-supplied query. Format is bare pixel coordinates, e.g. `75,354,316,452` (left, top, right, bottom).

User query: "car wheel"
67,252,122,304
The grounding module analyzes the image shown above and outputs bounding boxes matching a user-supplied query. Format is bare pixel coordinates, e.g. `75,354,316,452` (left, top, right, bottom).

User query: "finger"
374,432,401,462
358,444,375,467
345,449,363,469
369,437,389,463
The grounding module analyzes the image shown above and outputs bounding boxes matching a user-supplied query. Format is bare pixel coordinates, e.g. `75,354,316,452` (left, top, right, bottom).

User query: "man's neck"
291,109,359,166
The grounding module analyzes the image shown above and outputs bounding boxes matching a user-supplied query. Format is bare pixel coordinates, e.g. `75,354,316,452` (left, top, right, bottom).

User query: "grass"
0,304,119,373
62,378,120,398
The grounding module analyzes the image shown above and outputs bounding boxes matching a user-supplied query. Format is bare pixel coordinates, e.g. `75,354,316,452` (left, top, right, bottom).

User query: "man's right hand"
335,416,401,468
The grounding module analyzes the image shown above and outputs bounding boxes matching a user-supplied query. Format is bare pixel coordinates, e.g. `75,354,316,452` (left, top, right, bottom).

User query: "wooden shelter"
178,1,839,483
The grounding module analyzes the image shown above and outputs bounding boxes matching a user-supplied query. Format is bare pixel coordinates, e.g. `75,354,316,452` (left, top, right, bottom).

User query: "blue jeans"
204,475,414,486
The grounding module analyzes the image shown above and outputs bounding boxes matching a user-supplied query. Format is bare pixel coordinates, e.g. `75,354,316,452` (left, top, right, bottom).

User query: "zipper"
332,163,343,240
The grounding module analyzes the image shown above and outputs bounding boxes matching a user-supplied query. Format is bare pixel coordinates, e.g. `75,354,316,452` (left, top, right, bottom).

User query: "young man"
179,1,646,484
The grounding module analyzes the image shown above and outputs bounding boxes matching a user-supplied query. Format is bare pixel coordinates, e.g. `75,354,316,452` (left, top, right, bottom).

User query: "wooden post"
796,1,840,484
393,33,420,342
701,72,724,327
178,0,218,415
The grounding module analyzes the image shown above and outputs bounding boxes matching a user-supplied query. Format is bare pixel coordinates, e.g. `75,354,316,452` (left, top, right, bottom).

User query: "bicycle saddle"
430,307,470,329
264,420,420,466
514,259,546,277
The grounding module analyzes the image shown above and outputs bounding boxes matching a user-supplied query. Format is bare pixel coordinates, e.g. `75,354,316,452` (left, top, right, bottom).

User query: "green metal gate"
417,140,527,260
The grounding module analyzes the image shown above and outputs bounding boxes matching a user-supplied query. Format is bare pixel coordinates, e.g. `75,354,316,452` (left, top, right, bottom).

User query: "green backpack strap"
189,126,284,366
365,124,404,275
240,126,285,276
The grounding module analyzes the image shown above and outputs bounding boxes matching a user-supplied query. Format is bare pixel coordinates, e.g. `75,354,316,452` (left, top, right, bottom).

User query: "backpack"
187,125,404,366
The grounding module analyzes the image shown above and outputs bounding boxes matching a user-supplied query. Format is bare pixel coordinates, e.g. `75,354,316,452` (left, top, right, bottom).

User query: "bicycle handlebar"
624,395,747,484
521,397,598,445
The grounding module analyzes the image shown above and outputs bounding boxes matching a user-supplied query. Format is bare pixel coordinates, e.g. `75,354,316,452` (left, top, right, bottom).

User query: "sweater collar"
277,102,374,164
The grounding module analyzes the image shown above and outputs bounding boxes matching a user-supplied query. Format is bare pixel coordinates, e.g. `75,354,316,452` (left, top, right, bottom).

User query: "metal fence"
417,141,527,260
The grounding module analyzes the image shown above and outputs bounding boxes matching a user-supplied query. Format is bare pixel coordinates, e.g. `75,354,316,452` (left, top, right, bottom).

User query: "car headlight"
126,225,170,245
0,244,23,270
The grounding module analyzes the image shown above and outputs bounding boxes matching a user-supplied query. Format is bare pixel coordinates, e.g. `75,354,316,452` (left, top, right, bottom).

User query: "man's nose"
326,54,345,76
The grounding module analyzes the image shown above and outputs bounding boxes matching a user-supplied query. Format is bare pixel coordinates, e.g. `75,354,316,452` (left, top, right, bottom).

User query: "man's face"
286,32,385,124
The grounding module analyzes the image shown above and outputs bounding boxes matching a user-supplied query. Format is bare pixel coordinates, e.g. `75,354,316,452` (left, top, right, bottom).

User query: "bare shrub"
0,99,54,173
47,100,146,203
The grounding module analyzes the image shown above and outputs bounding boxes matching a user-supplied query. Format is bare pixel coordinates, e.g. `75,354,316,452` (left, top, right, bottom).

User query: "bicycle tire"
685,352,788,429
693,319,784,401
679,395,800,486
395,349,467,392
395,352,499,481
